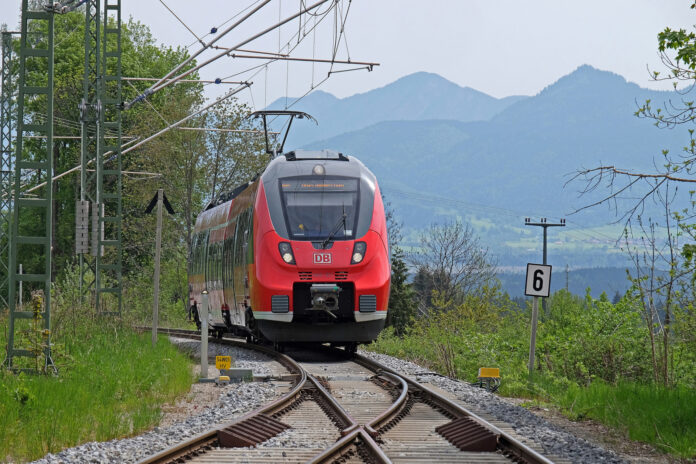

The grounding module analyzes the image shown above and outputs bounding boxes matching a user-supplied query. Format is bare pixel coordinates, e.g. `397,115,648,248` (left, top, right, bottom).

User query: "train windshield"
279,177,360,241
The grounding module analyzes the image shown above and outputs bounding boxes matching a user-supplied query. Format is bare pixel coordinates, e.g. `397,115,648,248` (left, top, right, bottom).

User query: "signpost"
200,290,210,382
144,189,174,347
525,263,552,380
216,356,231,370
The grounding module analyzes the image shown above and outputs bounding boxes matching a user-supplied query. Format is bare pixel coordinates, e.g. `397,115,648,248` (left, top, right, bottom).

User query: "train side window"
217,241,222,286
216,241,220,286
203,230,209,282
193,233,199,275
189,234,197,274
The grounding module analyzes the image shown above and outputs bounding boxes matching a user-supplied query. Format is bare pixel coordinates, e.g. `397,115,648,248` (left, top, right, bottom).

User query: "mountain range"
267,65,690,270
267,71,526,145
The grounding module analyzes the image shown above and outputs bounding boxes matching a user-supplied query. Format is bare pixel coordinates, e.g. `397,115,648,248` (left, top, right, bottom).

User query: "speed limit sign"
525,263,552,297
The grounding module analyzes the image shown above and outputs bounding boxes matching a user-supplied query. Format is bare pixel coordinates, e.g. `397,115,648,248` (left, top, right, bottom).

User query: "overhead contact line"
122,0,274,110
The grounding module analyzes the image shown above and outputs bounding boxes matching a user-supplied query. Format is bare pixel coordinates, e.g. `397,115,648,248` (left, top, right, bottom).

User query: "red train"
188,112,390,350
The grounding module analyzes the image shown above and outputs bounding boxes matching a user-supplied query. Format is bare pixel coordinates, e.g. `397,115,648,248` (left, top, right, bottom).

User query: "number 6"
533,269,544,291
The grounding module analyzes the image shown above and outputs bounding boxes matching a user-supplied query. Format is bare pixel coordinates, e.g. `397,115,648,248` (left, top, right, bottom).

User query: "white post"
528,296,539,379
18,264,23,307
152,189,163,348
200,290,209,381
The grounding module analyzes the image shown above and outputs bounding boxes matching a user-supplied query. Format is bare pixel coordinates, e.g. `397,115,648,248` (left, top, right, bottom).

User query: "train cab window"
279,177,359,241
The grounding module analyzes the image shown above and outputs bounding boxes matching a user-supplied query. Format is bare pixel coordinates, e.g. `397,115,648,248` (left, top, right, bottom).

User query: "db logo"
313,253,332,264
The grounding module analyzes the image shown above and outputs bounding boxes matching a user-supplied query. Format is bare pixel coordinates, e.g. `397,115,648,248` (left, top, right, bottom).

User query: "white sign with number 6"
525,263,552,297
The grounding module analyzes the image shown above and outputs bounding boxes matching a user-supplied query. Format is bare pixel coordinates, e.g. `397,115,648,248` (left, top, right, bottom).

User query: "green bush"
368,286,696,457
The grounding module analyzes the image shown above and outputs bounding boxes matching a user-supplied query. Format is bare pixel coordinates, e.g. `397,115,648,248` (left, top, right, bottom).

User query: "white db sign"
525,263,552,297
313,253,332,264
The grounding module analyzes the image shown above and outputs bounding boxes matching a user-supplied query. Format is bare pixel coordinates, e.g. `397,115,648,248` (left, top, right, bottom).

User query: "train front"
250,149,390,344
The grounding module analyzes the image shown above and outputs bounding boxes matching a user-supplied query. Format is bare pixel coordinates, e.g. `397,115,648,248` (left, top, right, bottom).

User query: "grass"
549,381,696,458
0,314,194,462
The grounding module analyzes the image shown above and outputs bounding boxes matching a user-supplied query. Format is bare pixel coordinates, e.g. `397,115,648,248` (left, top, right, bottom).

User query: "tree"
572,5,696,386
409,220,496,311
204,100,268,203
382,199,417,334
388,246,417,335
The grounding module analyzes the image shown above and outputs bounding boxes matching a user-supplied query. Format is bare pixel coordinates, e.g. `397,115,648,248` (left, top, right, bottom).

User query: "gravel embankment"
361,350,627,464
33,339,628,464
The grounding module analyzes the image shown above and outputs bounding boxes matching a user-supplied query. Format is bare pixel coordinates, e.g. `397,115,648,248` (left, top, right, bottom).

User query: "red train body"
188,149,390,346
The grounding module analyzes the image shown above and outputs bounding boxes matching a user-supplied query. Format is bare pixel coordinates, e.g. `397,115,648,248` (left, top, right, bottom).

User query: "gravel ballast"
361,350,627,464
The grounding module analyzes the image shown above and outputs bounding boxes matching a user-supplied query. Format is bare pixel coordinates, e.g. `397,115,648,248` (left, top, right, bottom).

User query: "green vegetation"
553,382,696,457
0,10,263,458
0,310,194,462
375,286,696,458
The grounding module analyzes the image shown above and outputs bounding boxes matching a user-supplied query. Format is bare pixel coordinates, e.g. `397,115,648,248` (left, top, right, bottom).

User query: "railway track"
138,328,562,464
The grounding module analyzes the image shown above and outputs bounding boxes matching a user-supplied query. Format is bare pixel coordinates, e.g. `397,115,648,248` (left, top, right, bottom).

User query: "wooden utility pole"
152,189,163,347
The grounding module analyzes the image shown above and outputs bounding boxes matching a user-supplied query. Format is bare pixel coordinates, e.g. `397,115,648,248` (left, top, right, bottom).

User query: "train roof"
196,149,377,236
262,149,376,184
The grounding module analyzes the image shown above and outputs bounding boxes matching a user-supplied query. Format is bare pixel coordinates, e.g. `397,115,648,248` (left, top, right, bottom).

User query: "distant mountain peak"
567,64,627,82
538,65,634,97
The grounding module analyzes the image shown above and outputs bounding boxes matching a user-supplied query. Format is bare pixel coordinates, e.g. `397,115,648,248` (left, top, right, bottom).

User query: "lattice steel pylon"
77,0,122,315
1,31,14,311
5,0,56,372
78,0,100,298
95,0,122,315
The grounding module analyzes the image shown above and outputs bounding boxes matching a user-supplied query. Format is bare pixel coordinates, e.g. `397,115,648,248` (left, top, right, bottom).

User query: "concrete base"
198,377,216,383
219,368,253,382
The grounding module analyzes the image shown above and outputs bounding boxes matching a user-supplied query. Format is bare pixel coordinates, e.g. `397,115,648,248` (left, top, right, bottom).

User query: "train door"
198,230,209,297
222,220,240,325
233,208,251,312
205,234,222,323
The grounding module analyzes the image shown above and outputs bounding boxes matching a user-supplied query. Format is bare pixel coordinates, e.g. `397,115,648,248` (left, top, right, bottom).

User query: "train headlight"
313,164,325,176
278,242,296,264
351,241,367,264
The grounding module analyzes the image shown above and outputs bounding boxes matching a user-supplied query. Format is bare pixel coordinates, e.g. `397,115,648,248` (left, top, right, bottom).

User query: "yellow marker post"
476,367,501,392
216,356,231,370
477,367,500,379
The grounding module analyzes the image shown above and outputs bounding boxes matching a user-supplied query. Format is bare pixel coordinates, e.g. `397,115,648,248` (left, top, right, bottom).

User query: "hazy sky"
1,1,693,109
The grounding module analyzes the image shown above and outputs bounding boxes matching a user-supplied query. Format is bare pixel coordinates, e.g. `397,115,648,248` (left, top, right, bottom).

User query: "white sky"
1,1,693,109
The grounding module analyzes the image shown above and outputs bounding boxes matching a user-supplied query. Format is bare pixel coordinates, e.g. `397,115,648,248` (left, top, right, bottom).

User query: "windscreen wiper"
321,206,347,249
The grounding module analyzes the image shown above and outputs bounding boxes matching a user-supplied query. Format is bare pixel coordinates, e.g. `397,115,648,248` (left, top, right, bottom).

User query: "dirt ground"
157,362,232,428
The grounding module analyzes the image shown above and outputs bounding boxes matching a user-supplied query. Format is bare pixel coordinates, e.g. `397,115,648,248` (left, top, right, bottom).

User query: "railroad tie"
217,414,291,447
435,416,499,452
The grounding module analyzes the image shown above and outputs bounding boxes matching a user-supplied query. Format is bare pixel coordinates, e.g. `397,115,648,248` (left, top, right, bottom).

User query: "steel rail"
364,371,408,438
351,352,555,464
138,330,306,464
307,426,392,464
139,328,381,464
306,373,357,432
306,371,405,464
138,329,555,464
